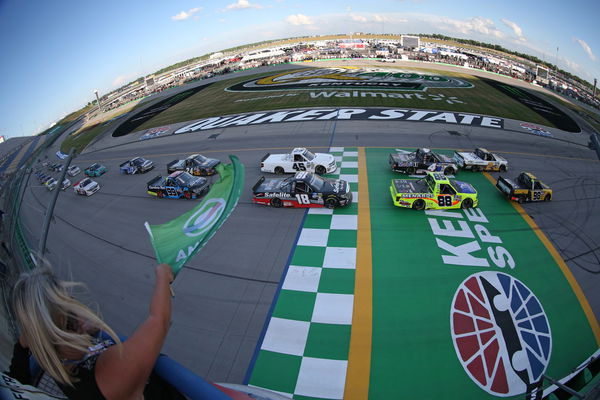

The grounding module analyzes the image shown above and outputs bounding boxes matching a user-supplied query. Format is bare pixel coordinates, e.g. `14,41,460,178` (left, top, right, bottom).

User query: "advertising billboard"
401,35,420,49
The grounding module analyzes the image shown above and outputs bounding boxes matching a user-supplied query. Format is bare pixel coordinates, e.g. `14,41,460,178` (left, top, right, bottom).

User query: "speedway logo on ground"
140,125,171,140
520,123,552,137
227,68,474,92
174,108,504,134
450,271,551,396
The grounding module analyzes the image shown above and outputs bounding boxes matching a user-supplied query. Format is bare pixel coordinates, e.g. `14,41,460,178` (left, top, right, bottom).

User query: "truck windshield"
425,174,436,190
517,174,531,188
303,150,316,160
308,174,325,190
176,173,195,186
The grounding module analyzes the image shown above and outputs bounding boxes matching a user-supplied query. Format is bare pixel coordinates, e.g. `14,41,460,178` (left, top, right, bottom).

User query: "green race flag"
144,155,245,275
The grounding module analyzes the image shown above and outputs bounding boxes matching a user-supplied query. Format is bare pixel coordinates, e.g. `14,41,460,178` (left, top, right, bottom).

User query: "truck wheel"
412,199,425,210
271,198,283,208
315,165,326,175
499,165,507,172
325,198,338,209
444,167,455,176
157,191,164,198
184,191,192,200
275,167,284,174
461,198,473,209
544,194,552,202
406,167,416,175
518,196,525,204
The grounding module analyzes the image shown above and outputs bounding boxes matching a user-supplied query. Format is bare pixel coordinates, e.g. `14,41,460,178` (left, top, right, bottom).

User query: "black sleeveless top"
8,342,185,400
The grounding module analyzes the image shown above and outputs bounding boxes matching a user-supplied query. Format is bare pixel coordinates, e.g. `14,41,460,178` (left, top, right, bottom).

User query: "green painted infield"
366,148,597,398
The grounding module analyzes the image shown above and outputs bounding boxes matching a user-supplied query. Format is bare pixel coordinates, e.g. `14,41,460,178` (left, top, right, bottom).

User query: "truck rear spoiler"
166,160,180,170
495,176,514,195
453,151,464,161
119,161,130,168
147,176,162,187
252,176,265,192
260,153,270,162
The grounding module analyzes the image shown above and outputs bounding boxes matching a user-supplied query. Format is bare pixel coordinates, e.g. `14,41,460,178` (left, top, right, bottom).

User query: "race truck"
147,171,210,199
253,171,352,208
496,172,552,203
120,157,155,174
260,147,337,175
389,148,458,175
453,148,508,172
46,178,71,191
48,163,63,172
74,178,100,196
67,165,81,177
390,171,478,210
167,154,220,176
85,163,107,177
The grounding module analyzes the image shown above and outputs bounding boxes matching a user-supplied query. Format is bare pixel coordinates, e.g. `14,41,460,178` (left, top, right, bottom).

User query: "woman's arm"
94,264,174,399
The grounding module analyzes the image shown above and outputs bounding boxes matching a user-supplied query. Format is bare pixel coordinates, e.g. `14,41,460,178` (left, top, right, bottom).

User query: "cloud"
564,58,581,71
575,38,596,61
171,7,202,21
286,14,313,25
434,16,505,39
350,14,367,22
349,13,402,23
373,14,391,22
112,74,137,87
501,19,525,42
224,0,263,11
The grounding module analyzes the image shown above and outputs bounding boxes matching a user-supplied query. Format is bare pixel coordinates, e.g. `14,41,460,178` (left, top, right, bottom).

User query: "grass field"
60,123,108,154
135,63,559,132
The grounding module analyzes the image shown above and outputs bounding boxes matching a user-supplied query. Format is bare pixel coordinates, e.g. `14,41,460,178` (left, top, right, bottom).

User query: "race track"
17,67,600,396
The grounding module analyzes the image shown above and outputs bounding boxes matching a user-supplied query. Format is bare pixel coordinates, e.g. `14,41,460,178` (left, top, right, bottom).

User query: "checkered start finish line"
248,147,359,399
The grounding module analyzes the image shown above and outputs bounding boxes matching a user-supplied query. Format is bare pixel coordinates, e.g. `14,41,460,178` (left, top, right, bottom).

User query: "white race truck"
260,147,337,175
453,148,508,172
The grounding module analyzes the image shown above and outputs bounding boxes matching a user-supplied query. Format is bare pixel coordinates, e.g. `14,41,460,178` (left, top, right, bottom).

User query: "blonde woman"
8,263,183,399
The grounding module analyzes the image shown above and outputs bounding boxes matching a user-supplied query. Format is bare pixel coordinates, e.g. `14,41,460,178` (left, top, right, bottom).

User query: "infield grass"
60,123,106,154
135,64,558,132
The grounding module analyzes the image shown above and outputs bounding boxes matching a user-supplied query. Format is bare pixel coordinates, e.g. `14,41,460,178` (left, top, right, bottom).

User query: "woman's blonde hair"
12,265,121,386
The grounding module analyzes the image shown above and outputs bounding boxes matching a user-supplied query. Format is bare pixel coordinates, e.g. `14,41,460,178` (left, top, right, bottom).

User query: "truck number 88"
438,195,452,207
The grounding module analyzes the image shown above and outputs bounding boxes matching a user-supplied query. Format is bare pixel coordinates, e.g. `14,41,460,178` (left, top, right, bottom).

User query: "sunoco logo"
450,272,551,396
227,68,473,92
182,198,226,237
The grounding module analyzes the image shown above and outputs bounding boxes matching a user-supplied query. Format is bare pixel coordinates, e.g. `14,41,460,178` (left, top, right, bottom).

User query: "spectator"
7,262,183,399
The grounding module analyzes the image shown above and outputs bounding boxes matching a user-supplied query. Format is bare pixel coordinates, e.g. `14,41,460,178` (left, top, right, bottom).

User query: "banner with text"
174,108,504,134
144,156,244,275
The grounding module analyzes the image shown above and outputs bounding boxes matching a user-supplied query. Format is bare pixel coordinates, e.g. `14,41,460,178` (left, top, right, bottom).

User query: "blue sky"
0,0,598,138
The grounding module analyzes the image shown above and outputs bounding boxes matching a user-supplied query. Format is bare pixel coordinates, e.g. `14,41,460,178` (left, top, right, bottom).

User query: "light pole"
94,89,103,113
555,46,559,76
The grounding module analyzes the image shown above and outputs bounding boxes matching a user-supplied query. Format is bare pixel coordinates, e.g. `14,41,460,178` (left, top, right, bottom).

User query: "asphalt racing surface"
18,68,600,397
